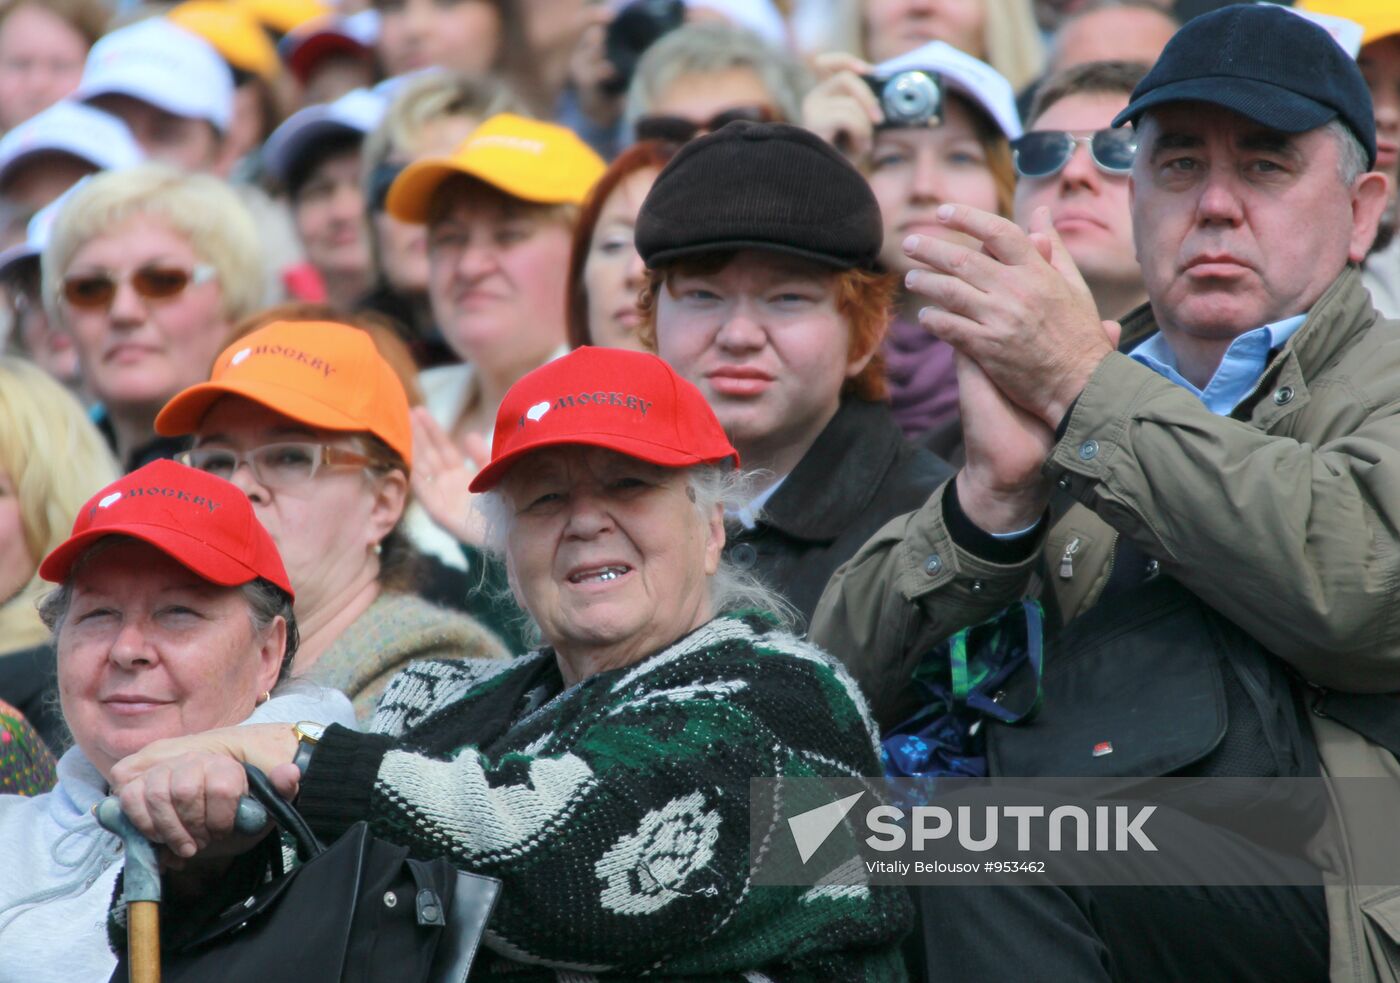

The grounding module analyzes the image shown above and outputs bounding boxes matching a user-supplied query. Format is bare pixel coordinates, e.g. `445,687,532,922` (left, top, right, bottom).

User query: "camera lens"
881,72,941,127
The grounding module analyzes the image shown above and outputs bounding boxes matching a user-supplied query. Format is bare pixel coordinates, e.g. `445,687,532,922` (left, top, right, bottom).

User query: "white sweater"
0,685,356,983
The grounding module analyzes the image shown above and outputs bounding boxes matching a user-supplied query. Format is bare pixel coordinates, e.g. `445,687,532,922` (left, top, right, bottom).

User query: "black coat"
726,398,952,628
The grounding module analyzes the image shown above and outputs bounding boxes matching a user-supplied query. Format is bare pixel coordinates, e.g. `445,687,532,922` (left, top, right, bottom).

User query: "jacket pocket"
1362,890,1400,979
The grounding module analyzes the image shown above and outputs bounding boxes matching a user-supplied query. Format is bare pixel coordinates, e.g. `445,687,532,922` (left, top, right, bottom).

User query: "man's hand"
904,205,1119,428
954,352,1056,533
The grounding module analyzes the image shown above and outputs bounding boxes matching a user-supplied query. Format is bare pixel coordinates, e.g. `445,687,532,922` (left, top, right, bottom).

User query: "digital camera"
865,70,944,128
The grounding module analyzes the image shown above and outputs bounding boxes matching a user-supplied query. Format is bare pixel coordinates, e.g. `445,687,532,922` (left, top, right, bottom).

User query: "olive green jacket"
811,265,1400,981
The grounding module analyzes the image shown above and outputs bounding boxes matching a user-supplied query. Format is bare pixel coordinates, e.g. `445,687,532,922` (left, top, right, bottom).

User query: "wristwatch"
292,721,326,775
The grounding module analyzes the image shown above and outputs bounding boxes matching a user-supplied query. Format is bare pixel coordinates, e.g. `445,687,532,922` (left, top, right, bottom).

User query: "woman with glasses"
624,22,809,146
41,165,266,473
803,41,1021,446
155,317,507,720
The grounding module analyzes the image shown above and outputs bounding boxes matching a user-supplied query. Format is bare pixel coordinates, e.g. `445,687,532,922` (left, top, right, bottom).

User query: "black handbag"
110,764,501,983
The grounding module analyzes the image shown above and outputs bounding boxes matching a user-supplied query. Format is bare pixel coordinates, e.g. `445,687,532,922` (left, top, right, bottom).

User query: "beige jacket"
811,265,1400,981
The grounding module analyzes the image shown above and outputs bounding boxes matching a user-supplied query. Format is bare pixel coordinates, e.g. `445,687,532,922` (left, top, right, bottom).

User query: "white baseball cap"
871,40,1022,140
75,18,235,132
0,180,84,281
261,87,387,186
0,101,144,191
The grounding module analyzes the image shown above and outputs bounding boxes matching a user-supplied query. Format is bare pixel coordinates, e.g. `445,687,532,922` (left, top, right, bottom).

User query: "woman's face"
376,0,502,78
63,214,231,421
193,397,407,621
426,184,574,371
294,148,373,283
0,3,87,130
57,539,283,781
501,446,722,670
864,0,987,62
0,467,35,605
583,167,659,351
654,251,869,464
866,97,1001,276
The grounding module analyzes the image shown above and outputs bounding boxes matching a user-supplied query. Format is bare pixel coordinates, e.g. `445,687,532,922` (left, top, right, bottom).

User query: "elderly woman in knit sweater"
0,461,355,983
153,317,507,720
108,346,911,980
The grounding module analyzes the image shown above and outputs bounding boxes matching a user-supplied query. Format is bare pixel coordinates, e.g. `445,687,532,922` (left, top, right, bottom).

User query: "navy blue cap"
1112,3,1376,169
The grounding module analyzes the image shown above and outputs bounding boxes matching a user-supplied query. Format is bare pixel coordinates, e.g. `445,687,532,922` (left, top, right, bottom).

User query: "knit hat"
634,120,883,270
40,460,293,596
470,346,738,492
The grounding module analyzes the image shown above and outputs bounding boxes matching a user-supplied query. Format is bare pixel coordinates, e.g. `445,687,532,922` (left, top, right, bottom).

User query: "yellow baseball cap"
169,1,280,81
235,0,330,35
386,113,607,224
1296,0,1400,46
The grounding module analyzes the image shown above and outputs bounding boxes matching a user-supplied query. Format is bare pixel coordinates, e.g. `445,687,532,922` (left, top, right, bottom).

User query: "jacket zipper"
1059,537,1081,579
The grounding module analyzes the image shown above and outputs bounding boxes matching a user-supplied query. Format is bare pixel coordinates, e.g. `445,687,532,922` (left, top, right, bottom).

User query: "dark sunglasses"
1011,128,1138,179
60,264,217,311
634,105,777,144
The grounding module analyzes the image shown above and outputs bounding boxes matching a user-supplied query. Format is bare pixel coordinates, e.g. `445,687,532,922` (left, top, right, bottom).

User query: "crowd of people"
0,0,1398,980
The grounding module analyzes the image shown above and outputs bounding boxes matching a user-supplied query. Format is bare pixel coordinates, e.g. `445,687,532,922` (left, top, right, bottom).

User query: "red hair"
565,140,678,349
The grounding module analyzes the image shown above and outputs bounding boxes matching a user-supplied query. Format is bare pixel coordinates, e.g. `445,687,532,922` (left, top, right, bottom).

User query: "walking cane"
96,796,269,983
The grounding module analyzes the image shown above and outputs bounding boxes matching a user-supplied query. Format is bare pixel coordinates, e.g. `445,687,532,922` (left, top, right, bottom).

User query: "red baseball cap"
39,459,293,596
469,347,739,492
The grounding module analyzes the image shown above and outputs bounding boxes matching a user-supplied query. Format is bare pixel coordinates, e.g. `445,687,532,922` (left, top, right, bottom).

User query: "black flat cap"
635,120,883,270
1112,3,1376,168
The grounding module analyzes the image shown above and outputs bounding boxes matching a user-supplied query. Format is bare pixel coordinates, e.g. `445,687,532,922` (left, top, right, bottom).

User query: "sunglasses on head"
60,264,218,312
1011,128,1138,179
633,105,777,144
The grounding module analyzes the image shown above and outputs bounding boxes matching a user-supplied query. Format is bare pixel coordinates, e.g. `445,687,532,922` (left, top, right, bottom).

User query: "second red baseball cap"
39,459,293,596
469,347,739,492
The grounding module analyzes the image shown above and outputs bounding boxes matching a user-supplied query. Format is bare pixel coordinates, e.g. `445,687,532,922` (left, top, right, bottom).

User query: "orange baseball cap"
155,320,414,469
235,0,331,35
387,113,607,223
470,346,738,493
40,460,293,596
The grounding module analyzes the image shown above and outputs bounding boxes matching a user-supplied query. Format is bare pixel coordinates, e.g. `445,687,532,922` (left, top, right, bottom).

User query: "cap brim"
39,521,264,588
643,238,867,271
470,432,737,493
78,81,227,132
1112,77,1337,134
385,155,580,223
264,118,361,184
156,377,374,439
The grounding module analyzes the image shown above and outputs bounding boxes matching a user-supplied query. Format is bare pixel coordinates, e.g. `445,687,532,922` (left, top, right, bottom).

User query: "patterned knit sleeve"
0,699,56,796
295,620,897,975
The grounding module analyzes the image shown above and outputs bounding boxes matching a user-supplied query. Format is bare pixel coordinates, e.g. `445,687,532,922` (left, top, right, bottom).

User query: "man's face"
1013,91,1141,300
87,94,222,173
1131,104,1387,341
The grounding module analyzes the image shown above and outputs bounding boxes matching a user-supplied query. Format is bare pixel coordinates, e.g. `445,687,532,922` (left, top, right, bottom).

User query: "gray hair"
479,462,796,647
39,538,299,681
623,22,811,130
1326,119,1369,186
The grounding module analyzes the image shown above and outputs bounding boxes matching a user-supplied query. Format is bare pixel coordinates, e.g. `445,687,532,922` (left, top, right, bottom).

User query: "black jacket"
727,398,952,628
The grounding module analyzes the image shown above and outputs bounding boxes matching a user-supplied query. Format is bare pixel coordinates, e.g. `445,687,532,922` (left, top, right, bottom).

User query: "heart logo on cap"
525,401,551,422
231,348,252,366
98,492,122,508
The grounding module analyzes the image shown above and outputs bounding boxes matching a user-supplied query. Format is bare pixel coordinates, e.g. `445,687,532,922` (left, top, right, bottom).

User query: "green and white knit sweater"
295,612,911,981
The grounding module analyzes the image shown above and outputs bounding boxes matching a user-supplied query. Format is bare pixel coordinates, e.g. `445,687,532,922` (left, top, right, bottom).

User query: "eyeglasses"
60,263,218,311
1011,128,1138,179
634,105,777,144
178,442,385,490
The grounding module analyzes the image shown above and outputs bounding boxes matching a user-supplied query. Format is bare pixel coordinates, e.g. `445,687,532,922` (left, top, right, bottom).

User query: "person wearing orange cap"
103,345,912,979
0,459,353,983
384,113,606,551
156,318,507,720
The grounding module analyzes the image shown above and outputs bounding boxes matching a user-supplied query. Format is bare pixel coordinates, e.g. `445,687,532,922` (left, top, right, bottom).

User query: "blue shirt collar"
1129,314,1307,416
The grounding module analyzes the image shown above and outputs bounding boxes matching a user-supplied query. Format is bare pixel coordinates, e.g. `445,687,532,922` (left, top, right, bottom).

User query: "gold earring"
256,690,270,705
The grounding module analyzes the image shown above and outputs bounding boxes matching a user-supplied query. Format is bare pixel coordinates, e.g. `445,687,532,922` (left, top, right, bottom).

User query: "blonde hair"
981,0,1046,93
42,164,266,327
0,356,118,652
